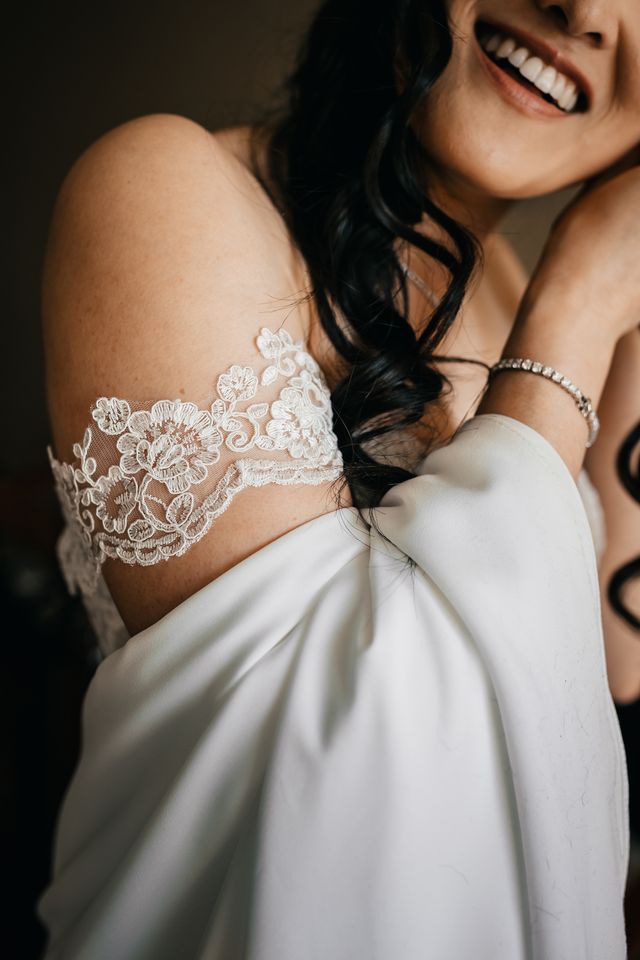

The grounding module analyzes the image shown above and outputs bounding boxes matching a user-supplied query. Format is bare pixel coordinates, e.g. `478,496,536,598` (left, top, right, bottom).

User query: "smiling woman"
37,1,639,957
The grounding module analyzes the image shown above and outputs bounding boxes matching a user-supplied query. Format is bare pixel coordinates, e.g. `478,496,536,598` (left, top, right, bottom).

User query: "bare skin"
213,124,530,453
43,2,640,699
44,117,523,638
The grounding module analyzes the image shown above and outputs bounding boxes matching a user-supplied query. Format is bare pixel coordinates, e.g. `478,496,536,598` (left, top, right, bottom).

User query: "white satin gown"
37,323,629,959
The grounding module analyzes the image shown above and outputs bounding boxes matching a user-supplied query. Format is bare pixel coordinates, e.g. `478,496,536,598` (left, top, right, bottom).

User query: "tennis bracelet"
488,358,600,448
399,258,601,448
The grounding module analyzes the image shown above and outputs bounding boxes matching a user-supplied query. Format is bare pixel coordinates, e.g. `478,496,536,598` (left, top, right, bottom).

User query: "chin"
413,93,576,202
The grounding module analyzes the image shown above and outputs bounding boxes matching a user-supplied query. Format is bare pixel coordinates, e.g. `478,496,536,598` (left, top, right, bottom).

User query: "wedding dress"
37,322,628,959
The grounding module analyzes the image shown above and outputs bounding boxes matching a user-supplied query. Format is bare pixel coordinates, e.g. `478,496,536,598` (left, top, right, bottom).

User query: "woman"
37,0,639,956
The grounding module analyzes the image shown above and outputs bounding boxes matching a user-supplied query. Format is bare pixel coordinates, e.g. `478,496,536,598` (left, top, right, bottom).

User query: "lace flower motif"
116,400,224,494
47,326,344,598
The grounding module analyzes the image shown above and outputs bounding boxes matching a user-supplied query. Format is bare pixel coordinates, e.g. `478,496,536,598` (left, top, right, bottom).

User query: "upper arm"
43,114,345,637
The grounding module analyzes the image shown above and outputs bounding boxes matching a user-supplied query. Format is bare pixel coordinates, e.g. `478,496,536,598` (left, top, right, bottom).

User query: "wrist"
512,294,618,406
476,298,617,481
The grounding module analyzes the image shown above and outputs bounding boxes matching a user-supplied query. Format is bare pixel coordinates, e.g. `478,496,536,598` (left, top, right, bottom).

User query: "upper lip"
476,17,593,110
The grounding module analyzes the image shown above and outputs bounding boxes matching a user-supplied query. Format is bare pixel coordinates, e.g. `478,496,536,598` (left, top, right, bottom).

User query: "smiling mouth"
473,19,589,115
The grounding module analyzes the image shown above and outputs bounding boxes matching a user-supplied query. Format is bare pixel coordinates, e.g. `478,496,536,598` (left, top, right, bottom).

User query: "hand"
519,142,640,343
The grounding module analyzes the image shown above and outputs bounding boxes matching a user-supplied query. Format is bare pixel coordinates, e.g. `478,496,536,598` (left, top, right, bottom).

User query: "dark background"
4,2,638,956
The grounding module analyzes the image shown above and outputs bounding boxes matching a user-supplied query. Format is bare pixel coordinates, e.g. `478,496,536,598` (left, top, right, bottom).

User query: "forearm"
584,328,640,704
475,288,618,483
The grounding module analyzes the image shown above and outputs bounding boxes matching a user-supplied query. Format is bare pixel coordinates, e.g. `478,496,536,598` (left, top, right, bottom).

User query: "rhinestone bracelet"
488,358,600,448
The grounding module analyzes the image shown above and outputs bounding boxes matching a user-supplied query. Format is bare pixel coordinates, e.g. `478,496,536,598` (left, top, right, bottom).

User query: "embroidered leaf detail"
261,365,278,386
247,402,269,419
166,492,194,526
128,519,155,542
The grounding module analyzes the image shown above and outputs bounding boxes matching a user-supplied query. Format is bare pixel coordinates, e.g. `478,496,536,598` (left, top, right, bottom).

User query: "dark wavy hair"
247,0,640,633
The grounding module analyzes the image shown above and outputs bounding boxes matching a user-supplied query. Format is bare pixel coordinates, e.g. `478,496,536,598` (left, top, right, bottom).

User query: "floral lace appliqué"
47,326,344,612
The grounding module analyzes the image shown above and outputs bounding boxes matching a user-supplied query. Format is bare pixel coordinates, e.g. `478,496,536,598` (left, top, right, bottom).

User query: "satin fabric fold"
37,413,629,959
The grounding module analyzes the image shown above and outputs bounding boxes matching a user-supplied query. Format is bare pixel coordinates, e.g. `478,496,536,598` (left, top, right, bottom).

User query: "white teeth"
479,28,584,112
507,46,529,69
557,79,576,107
534,65,557,95
519,56,544,83
550,73,567,101
558,82,578,111
496,37,517,58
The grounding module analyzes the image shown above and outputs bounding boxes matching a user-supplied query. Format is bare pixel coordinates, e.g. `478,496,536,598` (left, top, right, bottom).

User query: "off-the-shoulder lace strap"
47,325,344,602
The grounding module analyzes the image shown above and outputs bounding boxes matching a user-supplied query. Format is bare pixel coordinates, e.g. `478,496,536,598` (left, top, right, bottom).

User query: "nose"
534,0,618,49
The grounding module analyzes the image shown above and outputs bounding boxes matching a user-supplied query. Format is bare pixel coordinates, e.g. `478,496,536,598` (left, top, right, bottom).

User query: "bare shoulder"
43,113,342,638
45,117,297,331
43,112,311,447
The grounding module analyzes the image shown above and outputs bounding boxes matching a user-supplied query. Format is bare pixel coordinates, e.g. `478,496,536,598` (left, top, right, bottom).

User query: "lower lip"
474,32,570,120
